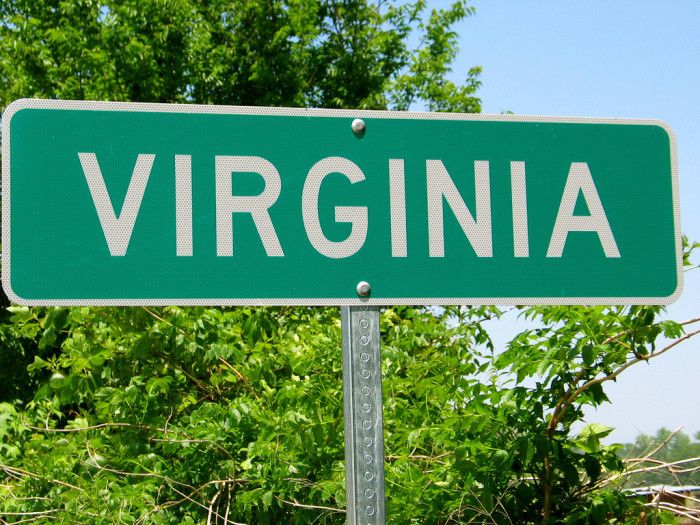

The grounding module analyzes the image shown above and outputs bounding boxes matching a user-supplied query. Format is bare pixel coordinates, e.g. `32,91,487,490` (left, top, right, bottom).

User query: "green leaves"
0,300,697,523
484,303,700,522
0,0,482,112
576,424,614,454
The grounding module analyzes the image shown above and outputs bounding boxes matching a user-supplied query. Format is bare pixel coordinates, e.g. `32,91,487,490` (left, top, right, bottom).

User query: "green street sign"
2,99,682,305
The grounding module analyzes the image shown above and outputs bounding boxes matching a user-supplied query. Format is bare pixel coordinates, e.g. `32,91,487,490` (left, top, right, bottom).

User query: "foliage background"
1,1,699,524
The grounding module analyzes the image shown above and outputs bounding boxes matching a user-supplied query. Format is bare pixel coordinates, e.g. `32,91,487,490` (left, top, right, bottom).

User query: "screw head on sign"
351,118,366,134
356,281,371,297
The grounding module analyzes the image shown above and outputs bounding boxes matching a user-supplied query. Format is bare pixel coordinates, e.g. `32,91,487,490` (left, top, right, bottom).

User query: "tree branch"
547,327,700,439
274,496,345,514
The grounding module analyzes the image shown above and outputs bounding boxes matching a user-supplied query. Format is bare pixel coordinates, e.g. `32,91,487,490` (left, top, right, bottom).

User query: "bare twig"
628,426,684,462
207,488,221,525
86,447,196,490
168,484,246,525
623,457,700,478
274,496,345,514
26,421,233,459
219,358,260,400
1,464,84,492
26,422,132,433
0,510,58,517
386,452,450,464
643,501,700,523
224,483,233,525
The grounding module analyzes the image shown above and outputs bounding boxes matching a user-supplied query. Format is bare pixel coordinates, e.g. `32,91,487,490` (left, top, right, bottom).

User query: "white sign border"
1,98,683,306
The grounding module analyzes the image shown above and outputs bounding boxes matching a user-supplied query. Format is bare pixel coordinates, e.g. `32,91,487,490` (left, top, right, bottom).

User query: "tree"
0,0,481,111
1,1,699,524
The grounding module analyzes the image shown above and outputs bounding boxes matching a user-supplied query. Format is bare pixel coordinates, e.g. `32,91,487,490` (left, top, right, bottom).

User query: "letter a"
547,162,620,258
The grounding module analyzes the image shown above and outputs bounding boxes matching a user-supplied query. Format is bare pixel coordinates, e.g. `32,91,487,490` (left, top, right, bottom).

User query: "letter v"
78,153,155,256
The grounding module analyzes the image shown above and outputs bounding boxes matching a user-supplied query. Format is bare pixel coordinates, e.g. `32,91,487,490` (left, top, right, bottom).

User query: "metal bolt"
356,281,371,297
351,118,366,134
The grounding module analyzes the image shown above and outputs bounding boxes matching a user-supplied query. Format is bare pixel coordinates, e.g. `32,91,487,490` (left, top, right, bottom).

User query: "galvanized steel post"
341,306,386,525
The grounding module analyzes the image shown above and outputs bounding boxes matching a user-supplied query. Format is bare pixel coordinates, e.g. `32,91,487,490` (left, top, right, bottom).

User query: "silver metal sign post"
341,305,386,525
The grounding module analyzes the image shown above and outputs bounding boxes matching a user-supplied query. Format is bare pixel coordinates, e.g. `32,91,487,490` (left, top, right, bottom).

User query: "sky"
442,0,700,443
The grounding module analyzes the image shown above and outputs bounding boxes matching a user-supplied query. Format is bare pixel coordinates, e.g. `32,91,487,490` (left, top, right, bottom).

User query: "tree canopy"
0,0,481,111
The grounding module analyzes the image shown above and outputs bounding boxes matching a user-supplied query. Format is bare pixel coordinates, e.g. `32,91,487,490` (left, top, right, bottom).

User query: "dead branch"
274,496,345,514
643,501,700,523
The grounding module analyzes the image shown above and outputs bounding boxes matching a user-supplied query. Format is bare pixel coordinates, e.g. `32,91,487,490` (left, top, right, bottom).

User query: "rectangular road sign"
1,99,682,305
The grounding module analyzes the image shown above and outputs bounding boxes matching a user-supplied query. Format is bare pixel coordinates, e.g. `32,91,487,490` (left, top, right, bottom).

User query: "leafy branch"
547,317,700,440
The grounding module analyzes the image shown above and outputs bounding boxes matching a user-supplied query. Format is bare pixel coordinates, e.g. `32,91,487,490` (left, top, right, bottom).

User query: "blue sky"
444,0,700,443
